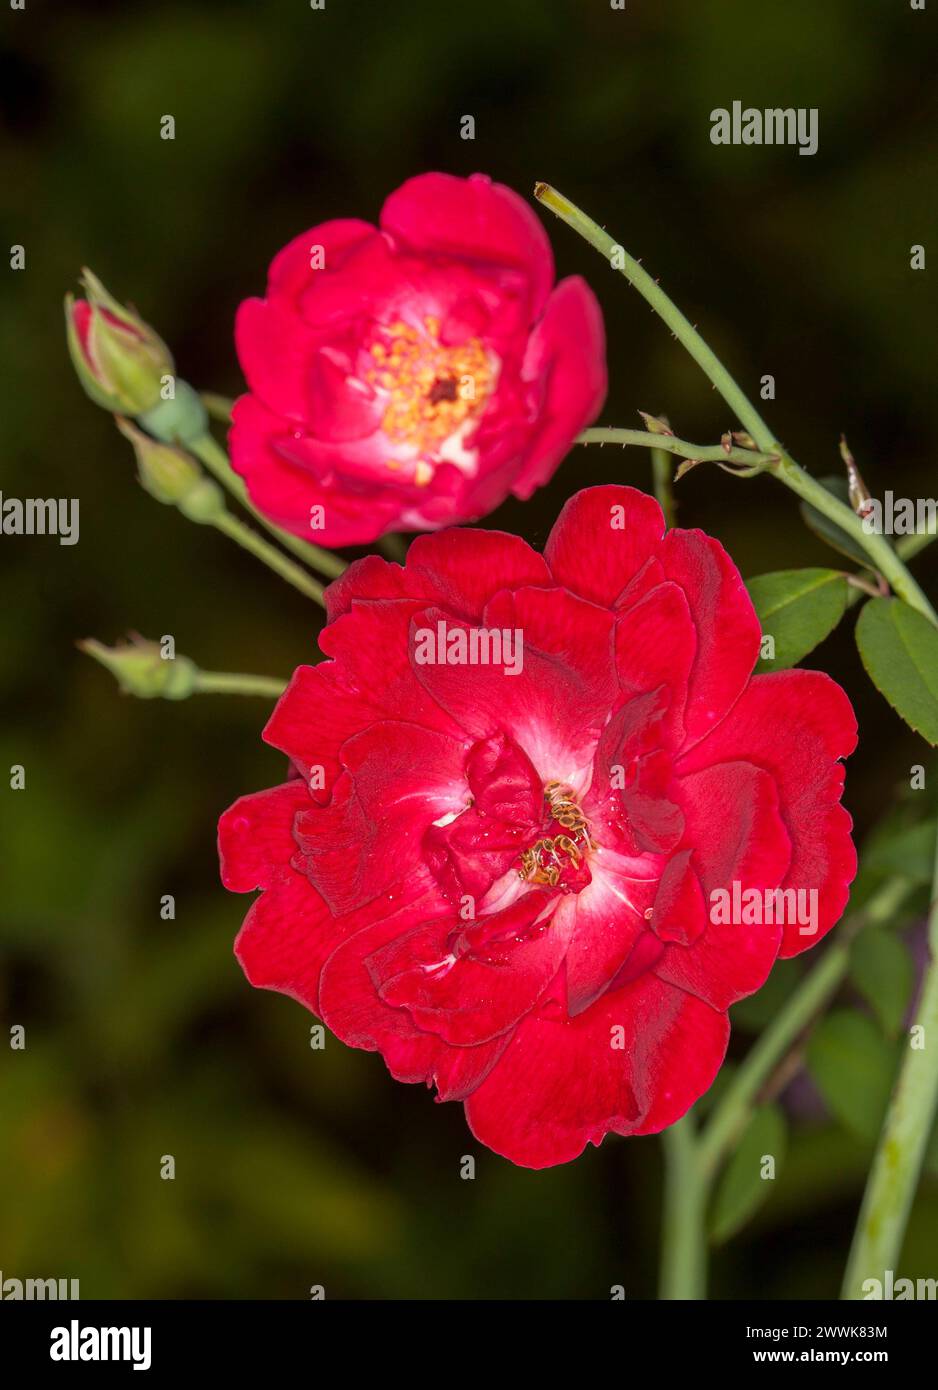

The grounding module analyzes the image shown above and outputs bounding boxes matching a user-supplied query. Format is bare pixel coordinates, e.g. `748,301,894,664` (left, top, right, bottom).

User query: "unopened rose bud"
78,635,198,700
116,418,224,524
65,269,174,415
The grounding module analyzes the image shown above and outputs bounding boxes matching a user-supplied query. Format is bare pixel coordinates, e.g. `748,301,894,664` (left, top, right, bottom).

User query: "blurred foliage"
1,0,936,1298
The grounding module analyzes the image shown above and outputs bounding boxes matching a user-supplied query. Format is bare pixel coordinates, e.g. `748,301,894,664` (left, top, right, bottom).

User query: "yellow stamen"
363,316,493,458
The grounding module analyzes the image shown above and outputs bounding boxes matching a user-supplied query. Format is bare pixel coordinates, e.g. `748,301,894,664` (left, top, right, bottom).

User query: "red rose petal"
512,277,607,496
267,219,377,299
677,670,857,954
367,890,568,1047
218,781,309,891
235,870,349,1016
657,761,792,1008
544,485,667,608
318,904,509,1101
293,721,469,915
464,975,729,1168
380,172,555,318
659,527,762,750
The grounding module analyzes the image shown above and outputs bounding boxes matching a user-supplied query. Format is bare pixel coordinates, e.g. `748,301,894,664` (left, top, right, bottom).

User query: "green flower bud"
177,477,227,524
65,269,175,415
78,636,198,700
116,419,225,523
138,380,209,447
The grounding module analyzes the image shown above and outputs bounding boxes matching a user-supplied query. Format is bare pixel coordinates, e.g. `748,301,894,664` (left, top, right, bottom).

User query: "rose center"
365,316,493,466
518,782,594,889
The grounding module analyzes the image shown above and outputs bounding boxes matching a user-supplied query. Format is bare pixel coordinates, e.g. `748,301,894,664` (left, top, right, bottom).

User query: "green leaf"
799,475,881,568
710,1105,787,1244
855,597,938,746
850,928,914,1036
746,568,849,671
806,1011,897,1143
862,817,938,889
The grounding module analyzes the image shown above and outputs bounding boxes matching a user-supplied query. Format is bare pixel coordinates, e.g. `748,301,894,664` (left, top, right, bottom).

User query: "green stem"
579,426,777,471
700,946,850,1183
846,575,884,604
213,511,325,606
844,531,934,609
189,433,347,581
652,446,676,527
660,1116,707,1299
539,183,937,626
535,183,776,450
842,826,938,1299
772,457,938,625
194,670,287,698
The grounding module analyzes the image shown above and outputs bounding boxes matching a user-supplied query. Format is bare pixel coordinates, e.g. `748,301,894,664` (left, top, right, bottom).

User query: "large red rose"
219,486,857,1168
229,173,606,547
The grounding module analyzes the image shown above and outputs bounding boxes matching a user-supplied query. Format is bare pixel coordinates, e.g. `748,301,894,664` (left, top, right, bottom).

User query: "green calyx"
78,636,198,700
116,418,224,523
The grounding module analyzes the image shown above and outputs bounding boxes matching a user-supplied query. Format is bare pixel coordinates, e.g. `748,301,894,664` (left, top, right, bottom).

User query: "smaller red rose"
230,173,606,546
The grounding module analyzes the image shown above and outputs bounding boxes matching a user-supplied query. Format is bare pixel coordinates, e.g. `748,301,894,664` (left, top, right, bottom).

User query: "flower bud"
78,635,198,700
65,269,175,415
116,418,224,523
138,379,209,447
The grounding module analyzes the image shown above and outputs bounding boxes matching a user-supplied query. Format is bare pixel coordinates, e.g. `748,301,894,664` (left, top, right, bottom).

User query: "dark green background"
1,0,936,1298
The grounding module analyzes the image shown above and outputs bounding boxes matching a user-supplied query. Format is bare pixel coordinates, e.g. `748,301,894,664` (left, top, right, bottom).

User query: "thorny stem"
771,458,938,625
578,426,778,471
535,183,776,450
537,183,938,626
845,533,933,608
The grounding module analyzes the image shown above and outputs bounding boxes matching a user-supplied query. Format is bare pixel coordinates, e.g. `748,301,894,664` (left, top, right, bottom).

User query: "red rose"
230,173,606,547
219,486,857,1168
